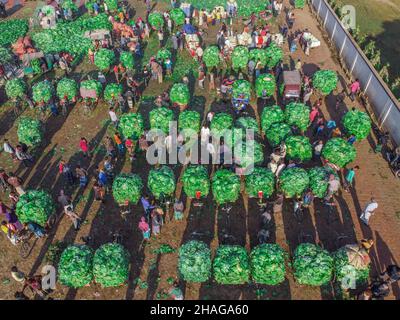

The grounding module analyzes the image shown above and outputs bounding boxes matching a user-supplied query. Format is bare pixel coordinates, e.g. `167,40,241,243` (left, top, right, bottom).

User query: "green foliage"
232,79,251,100
94,48,116,71
203,46,221,69
213,246,250,285
0,19,28,46
148,12,165,30
149,107,174,134
231,46,249,71
104,0,118,11
0,47,12,64
118,113,144,140
32,81,54,103
313,70,338,95
156,48,172,62
5,79,27,100
112,173,143,204
179,110,201,134
170,8,186,25
170,83,190,105
279,167,309,198
245,167,275,198
104,83,123,101
249,48,267,66
170,50,200,82
80,79,102,97
285,136,313,162
265,122,292,147
342,110,371,141
57,78,78,100
235,117,259,134
284,102,310,131
182,165,210,198
212,169,240,204
261,105,284,133
120,51,135,70
234,140,264,168
148,166,176,199
210,113,233,137
16,190,55,227
178,241,212,283
255,73,276,97
322,138,357,168
308,167,329,198
265,42,283,68
17,117,43,146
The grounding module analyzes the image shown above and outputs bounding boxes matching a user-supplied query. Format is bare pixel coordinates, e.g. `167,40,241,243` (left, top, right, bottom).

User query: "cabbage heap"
250,244,286,285
104,0,118,11
285,102,310,131
57,78,78,100
294,0,306,8
170,83,190,105
148,12,165,30
279,167,309,198
308,167,329,198
104,83,123,101
261,105,284,133
178,241,212,283
333,246,370,287
312,70,338,95
293,243,333,286
156,48,172,62
203,45,221,69
149,107,174,134
232,79,252,100
0,47,11,64
148,166,176,199
5,79,27,100
234,140,264,168
17,117,43,146
231,46,249,71
112,173,143,204
93,243,130,287
342,110,371,141
179,110,201,135
16,190,55,227
212,169,241,204
285,135,312,162
170,8,186,25
80,79,102,98
211,112,233,137
224,128,247,148
255,73,276,97
213,245,250,285
0,19,28,46
94,48,116,70
245,167,275,198
265,122,292,147
235,117,259,134
118,113,144,140
61,0,78,10
120,51,135,70
182,165,210,198
58,245,94,288
32,81,54,103
322,138,356,168
249,48,267,66
265,42,283,68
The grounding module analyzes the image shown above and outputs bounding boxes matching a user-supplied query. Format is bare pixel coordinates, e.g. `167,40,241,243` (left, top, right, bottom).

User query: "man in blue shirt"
347,134,356,145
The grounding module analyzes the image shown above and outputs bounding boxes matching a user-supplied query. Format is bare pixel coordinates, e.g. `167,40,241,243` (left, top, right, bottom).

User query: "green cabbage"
265,42,283,68
179,110,201,134
16,190,55,227
0,19,28,46
232,79,251,100
285,135,312,162
203,45,221,69
245,167,275,198
118,113,144,140
170,83,190,105
342,110,371,141
284,102,310,131
148,166,176,199
104,83,123,101
234,140,264,168
149,107,174,134
313,70,338,95
235,117,259,134
57,78,78,100
112,173,143,204
170,8,186,25
232,46,249,71
265,122,292,147
80,79,102,97
32,81,54,103
308,167,329,198
322,138,356,168
178,241,212,283
279,167,309,198
148,12,165,30
156,48,172,62
212,169,240,204
249,48,267,66
211,113,233,137
94,48,116,71
17,117,43,146
255,73,276,97
261,105,284,133
182,165,210,198
5,79,27,100
120,51,135,70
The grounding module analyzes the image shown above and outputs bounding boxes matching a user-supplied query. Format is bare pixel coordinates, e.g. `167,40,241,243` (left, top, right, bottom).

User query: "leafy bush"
112,173,143,204
213,246,250,285
245,167,275,198
322,138,356,168
285,135,312,162
279,167,309,198
148,166,176,199
182,165,210,198
212,169,240,204
178,241,212,283
16,190,55,227
342,110,371,141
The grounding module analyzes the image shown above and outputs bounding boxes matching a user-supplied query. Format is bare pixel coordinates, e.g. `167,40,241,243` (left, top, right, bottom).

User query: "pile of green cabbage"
232,79,252,100
255,74,276,97
120,51,135,70
285,135,312,163
179,241,212,283
261,105,284,133
308,167,329,198
80,79,102,97
213,246,250,285
265,122,292,147
212,169,241,204
294,0,306,8
156,48,172,62
58,245,94,288
234,140,264,168
94,48,116,71
179,110,201,135
285,102,310,131
148,166,176,199
149,107,174,134
211,113,233,137
104,83,123,101
148,12,165,30
32,81,54,103
16,190,55,227
293,243,334,286
203,45,221,69
0,47,11,64
249,48,267,66
182,165,210,198
0,19,28,46
333,246,370,287
250,244,286,285
112,173,143,204
279,167,309,198
231,46,249,71
265,42,283,68
342,110,371,141
30,59,42,75
245,167,275,198
61,0,78,10
56,78,78,100
17,117,43,147
118,113,144,140
170,8,186,25
5,79,27,100
93,243,130,287
312,70,338,95
170,83,190,105
322,138,356,168
224,128,246,148
235,117,259,134
105,0,118,11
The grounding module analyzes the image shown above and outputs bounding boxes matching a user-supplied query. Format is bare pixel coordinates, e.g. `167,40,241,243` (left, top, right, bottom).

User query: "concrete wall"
310,0,400,146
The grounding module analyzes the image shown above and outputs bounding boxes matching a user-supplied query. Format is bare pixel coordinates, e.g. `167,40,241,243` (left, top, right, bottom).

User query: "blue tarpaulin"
183,23,196,34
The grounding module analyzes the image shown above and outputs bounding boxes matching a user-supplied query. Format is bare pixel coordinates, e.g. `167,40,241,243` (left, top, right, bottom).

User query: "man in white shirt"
327,174,340,196
196,45,203,62
206,141,216,164
109,107,119,128
360,198,378,226
201,125,210,145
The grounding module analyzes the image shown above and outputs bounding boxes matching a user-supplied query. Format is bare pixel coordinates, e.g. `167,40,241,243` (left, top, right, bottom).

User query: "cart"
232,95,249,114
282,70,301,103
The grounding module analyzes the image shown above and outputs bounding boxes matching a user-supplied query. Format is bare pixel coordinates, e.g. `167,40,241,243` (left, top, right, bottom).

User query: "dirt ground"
0,0,399,300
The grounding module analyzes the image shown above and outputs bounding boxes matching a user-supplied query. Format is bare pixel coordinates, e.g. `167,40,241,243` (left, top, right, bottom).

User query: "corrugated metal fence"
310,0,400,146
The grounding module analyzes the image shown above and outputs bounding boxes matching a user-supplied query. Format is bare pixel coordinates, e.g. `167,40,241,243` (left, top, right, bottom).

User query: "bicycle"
119,201,131,221
293,200,304,223
37,105,47,121
16,229,36,259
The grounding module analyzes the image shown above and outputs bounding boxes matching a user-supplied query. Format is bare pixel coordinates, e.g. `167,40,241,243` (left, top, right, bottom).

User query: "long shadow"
0,109,18,136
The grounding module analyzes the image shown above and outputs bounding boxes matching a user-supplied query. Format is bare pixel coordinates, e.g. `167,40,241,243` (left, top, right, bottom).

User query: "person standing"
75,165,89,188
109,107,119,128
3,139,17,161
360,198,378,226
141,195,153,220
15,145,34,168
313,140,324,159
344,166,359,192
327,174,340,196
7,173,25,195
173,199,184,221
0,170,10,192
64,204,81,231
151,209,161,236
59,160,75,186
79,137,89,157
157,30,164,47
113,132,125,155
93,182,105,202
138,216,150,241
349,78,361,101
